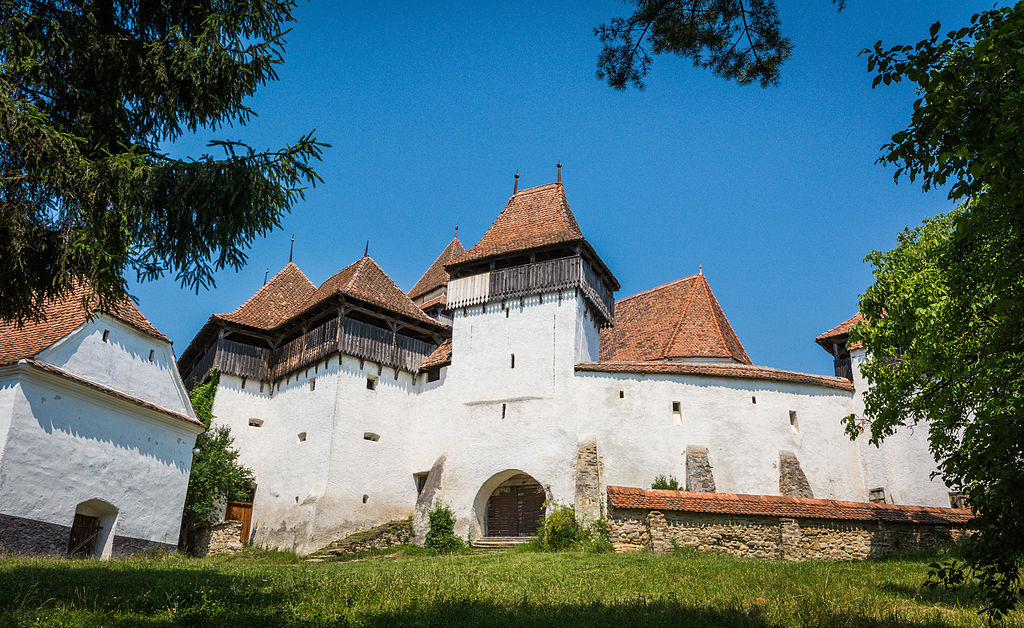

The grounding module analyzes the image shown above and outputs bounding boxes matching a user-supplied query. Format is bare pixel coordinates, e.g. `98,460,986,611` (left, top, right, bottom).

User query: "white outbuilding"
0,288,203,558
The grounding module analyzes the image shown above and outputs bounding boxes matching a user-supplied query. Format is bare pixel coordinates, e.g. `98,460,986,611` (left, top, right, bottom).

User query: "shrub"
534,504,613,553
651,474,681,491
424,503,463,553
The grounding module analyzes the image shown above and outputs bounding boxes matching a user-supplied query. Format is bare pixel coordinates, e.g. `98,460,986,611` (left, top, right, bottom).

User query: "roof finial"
556,162,562,184
264,268,269,286
289,234,294,263
513,170,519,194
364,240,370,257
699,264,703,275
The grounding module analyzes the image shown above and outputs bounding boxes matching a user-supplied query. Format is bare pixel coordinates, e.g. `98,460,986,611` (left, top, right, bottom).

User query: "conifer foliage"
0,0,326,324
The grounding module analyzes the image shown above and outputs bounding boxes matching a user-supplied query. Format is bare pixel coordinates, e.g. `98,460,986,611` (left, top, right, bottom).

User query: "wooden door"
225,501,253,544
67,514,101,557
516,485,545,537
487,487,518,536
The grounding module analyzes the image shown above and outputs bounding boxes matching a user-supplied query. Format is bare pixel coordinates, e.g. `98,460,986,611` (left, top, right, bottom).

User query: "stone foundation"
574,440,604,520
194,520,245,557
607,507,970,560
0,512,71,555
309,519,412,558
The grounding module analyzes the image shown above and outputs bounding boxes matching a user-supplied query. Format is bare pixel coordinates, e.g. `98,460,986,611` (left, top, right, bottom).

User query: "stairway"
472,536,533,549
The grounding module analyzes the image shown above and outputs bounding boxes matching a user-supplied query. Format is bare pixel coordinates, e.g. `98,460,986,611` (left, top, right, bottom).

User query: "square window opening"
869,487,886,504
414,472,429,495
248,418,264,428
363,432,380,442
366,376,377,391
427,367,441,382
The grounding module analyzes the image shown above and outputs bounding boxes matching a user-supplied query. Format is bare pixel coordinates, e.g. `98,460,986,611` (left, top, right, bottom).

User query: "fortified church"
179,177,955,555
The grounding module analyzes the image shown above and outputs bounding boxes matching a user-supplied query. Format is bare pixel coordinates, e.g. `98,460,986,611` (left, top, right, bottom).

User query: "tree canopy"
851,3,1024,618
595,0,845,89
0,0,325,324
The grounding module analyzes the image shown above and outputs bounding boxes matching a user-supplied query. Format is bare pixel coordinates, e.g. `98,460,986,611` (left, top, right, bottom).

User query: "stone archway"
481,472,545,538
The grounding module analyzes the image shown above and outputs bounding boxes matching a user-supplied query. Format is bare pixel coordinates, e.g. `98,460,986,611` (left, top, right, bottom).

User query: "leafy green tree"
851,3,1024,618
182,371,255,549
424,503,463,553
595,0,845,89
0,0,325,324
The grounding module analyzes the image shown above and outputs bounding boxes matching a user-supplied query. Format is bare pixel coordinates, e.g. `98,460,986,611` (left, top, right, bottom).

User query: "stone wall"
685,446,716,493
574,440,603,520
607,507,969,560
309,519,412,558
193,521,245,557
0,512,71,556
778,451,813,498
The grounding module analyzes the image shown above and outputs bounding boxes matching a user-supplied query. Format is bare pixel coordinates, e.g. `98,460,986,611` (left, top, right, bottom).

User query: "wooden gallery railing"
186,317,437,387
446,255,615,324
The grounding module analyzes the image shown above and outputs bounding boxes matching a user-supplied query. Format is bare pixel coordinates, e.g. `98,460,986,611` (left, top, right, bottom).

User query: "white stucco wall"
850,348,951,507
0,367,200,551
36,315,194,417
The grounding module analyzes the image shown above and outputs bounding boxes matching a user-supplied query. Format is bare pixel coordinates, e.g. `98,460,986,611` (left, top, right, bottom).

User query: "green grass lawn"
0,548,1018,627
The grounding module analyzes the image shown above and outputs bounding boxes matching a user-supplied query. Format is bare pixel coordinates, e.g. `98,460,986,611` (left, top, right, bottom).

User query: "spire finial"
264,268,269,286
289,234,294,263
556,162,562,184
699,264,703,275
364,240,369,257
513,170,519,194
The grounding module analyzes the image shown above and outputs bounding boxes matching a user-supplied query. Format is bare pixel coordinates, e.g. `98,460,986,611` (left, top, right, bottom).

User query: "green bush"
533,504,613,553
651,474,681,491
424,503,463,553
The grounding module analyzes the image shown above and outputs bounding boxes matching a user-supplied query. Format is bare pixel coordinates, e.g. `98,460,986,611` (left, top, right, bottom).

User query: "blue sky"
135,0,989,375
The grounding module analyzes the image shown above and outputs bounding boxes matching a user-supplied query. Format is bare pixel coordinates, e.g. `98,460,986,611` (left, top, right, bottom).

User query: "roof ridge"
701,275,732,361
701,274,752,364
510,182,561,198
662,275,699,359
616,274,700,305
217,262,311,318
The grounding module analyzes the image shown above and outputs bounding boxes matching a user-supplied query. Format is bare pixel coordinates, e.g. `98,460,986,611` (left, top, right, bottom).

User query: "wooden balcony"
446,256,615,324
185,316,437,388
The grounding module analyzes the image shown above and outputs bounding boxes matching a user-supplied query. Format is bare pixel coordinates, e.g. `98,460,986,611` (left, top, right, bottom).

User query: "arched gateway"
483,473,545,537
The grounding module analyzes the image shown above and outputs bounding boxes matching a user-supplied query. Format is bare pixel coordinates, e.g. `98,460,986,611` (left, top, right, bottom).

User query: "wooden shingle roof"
408,238,465,301
0,285,169,366
600,274,751,364
214,262,316,331
606,486,971,525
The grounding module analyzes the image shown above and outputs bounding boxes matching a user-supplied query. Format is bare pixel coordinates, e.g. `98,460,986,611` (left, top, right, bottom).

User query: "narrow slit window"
789,411,799,434
510,354,515,369
148,349,155,362
362,494,369,503
619,390,624,399
309,378,316,391
102,329,110,342
672,401,682,426
501,403,507,419
241,378,247,390
363,432,379,442
751,396,756,404
366,376,377,391
248,418,264,428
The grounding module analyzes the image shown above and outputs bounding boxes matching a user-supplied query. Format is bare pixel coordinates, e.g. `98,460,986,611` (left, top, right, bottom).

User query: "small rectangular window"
297,432,307,442
672,401,681,413
868,487,886,504
148,349,155,362
363,432,379,442
672,401,682,426
102,329,110,342
366,376,377,391
309,378,316,391
789,411,799,434
414,472,429,495
426,367,441,382
248,418,264,428
510,354,515,369
751,396,756,404
619,390,624,399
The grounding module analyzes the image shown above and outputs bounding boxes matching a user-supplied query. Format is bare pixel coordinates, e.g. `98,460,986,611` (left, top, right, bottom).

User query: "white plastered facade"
207,288,951,555
0,316,202,558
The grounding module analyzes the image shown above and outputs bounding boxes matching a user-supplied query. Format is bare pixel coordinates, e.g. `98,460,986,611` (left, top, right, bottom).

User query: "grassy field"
0,547,1018,627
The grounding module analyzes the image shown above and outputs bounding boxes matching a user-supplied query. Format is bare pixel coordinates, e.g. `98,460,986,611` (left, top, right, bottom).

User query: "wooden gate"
486,484,545,537
225,501,253,544
67,514,102,557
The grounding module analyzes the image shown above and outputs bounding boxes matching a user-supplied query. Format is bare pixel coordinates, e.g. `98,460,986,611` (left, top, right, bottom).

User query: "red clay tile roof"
576,361,854,391
816,313,864,353
418,295,446,311
600,274,751,364
450,183,585,267
22,360,203,429
419,338,452,370
214,262,316,330
409,238,465,301
310,256,445,329
606,486,972,525
0,285,169,366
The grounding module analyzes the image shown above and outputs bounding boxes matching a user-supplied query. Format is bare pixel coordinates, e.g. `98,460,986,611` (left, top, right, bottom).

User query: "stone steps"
472,536,533,548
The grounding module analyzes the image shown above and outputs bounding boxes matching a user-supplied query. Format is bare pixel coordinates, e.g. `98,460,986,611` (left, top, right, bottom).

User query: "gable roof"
0,284,169,366
816,312,864,353
600,274,751,364
606,486,971,525
450,183,584,267
408,238,465,301
214,262,316,331
310,256,444,328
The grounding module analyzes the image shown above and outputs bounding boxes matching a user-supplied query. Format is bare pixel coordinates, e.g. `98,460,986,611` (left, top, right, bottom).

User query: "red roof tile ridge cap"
699,274,752,364
617,274,700,305
700,274,732,360
215,261,312,318
510,182,562,199
816,312,863,341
